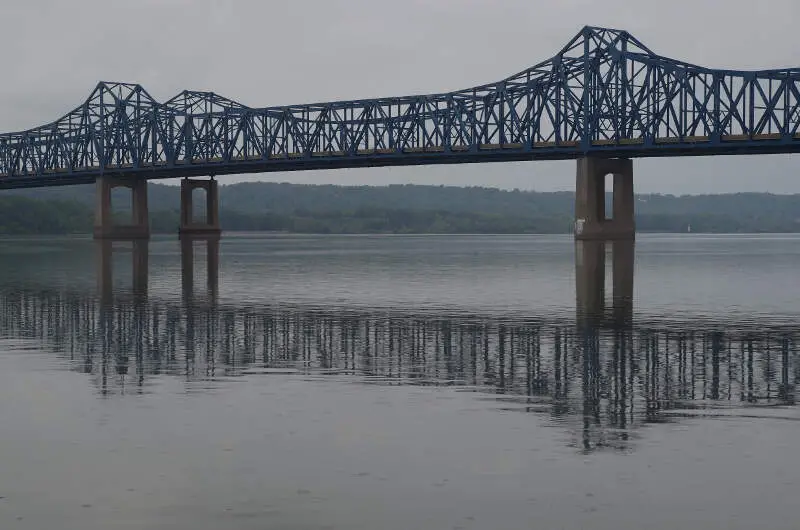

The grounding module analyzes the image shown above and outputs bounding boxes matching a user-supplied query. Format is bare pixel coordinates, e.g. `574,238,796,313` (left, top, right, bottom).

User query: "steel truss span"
2,26,800,189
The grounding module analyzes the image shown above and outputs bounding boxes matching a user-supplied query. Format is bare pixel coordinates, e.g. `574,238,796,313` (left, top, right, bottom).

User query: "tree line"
1,182,799,234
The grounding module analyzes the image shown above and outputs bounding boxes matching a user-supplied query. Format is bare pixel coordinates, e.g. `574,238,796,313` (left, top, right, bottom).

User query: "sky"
2,0,799,195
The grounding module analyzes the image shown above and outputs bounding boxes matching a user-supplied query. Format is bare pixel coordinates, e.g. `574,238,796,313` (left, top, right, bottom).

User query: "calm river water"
0,233,798,529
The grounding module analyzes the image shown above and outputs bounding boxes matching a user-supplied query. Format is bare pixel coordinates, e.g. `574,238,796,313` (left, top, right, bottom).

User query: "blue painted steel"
2,26,800,189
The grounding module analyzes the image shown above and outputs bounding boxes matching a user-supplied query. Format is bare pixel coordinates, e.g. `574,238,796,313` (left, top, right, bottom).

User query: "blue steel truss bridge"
1,26,798,239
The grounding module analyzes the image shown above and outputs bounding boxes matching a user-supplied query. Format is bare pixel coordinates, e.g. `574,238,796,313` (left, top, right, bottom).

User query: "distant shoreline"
4,228,800,237
2,181,800,235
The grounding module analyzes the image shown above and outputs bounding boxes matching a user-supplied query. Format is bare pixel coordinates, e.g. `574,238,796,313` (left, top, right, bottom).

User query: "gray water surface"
0,234,798,529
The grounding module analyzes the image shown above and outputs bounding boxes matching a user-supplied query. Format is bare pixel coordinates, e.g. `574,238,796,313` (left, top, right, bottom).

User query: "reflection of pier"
180,236,220,304
95,239,150,302
95,236,219,304
575,240,634,326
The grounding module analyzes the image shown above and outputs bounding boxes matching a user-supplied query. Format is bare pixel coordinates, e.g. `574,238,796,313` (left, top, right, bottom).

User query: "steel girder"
1,26,800,189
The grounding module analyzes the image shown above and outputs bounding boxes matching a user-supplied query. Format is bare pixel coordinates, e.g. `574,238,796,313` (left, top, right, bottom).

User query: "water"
0,233,798,529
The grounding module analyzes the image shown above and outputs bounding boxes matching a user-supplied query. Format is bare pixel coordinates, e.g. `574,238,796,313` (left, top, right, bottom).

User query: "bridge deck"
2,135,800,190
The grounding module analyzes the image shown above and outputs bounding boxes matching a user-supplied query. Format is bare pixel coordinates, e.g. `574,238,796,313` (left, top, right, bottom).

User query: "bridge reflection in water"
1,238,798,452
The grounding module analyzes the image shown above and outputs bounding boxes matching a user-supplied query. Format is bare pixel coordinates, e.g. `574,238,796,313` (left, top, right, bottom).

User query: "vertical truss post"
581,26,591,151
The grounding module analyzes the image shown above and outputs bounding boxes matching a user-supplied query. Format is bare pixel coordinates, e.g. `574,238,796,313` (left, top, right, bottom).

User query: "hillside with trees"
1,181,799,235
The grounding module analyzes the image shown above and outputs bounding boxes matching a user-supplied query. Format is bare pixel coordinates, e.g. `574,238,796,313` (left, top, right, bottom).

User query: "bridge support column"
93,177,150,239
574,157,635,240
179,177,221,236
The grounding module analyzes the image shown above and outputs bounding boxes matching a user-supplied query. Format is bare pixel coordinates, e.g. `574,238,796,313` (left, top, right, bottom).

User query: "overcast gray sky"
2,0,799,194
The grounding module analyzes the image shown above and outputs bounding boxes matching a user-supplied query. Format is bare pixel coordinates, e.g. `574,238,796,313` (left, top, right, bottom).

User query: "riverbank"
2,182,800,235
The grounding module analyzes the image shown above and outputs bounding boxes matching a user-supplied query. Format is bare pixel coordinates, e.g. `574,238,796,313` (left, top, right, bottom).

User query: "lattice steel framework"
2,26,800,189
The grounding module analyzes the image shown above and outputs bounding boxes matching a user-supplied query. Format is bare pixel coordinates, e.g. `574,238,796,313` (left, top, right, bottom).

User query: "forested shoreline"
1,182,799,235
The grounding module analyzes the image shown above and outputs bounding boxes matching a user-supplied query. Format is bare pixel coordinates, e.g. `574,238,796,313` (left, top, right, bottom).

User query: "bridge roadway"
2,26,800,239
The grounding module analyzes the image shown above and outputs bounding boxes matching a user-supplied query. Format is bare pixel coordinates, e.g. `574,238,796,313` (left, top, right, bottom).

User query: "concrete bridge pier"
93,177,150,239
574,157,635,240
179,177,221,237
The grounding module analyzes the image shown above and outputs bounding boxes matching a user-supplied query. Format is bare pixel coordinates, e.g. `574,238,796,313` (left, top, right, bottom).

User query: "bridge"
1,26,799,239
